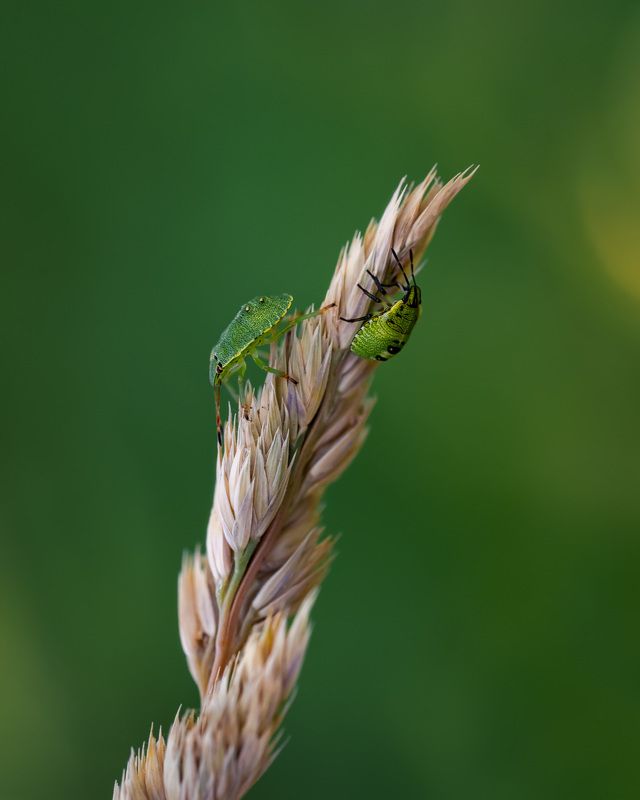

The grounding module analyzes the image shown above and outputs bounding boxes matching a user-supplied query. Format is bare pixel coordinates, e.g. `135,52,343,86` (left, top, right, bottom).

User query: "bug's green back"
209,293,292,383
351,289,421,361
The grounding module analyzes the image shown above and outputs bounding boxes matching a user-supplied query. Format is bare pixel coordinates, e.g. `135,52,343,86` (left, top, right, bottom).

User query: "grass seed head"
115,167,476,800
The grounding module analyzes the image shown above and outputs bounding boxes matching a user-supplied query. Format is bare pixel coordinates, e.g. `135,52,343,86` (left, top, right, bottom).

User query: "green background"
2,1,639,798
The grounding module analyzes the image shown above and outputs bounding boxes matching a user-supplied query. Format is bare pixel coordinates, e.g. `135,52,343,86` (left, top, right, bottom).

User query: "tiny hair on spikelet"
114,166,477,800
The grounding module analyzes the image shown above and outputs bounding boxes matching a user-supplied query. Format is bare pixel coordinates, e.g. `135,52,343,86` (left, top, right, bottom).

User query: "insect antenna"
390,248,411,291
409,249,417,287
357,283,383,304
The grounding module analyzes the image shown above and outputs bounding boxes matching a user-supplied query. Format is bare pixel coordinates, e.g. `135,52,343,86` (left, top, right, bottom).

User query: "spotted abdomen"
350,300,420,361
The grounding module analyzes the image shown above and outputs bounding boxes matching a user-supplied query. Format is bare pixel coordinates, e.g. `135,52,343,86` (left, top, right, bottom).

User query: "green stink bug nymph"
340,248,422,362
210,294,334,446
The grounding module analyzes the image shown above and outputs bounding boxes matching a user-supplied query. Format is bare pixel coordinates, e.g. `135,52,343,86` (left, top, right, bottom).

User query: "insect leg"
366,269,401,295
236,358,247,398
214,380,223,446
274,302,337,339
339,313,373,323
250,352,298,385
357,283,382,303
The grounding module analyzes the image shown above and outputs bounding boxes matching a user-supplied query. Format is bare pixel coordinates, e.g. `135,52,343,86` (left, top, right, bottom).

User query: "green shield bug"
210,294,334,446
340,248,422,362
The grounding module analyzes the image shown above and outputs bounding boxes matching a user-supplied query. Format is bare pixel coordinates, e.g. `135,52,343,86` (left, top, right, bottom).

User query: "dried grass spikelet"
114,728,166,800
114,597,314,800
115,167,476,800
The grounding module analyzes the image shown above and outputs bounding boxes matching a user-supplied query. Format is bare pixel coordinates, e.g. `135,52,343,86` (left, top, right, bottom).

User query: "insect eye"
387,345,401,354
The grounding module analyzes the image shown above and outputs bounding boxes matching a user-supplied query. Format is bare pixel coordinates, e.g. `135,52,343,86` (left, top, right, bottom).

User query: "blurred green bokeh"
1,1,639,798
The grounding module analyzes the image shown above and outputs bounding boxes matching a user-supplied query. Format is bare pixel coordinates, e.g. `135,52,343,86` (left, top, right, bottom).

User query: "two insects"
209,248,421,446
340,248,422,361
